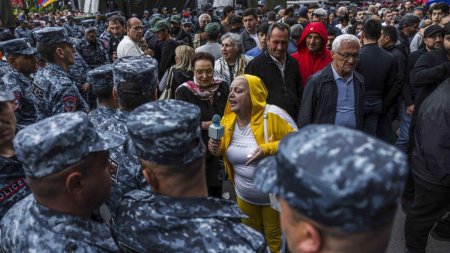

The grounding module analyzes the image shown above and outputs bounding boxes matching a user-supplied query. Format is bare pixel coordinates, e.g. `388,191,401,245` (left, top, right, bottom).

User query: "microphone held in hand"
208,114,224,140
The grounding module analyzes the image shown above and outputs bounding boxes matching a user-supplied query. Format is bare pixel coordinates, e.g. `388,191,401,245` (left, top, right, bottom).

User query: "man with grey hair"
298,34,364,129
245,23,303,121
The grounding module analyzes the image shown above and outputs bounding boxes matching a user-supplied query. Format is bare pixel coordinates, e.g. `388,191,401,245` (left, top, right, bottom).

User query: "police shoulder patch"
63,95,78,112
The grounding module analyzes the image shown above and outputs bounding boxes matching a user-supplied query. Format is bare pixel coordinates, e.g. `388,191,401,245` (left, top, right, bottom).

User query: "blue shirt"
331,64,356,129
246,47,262,57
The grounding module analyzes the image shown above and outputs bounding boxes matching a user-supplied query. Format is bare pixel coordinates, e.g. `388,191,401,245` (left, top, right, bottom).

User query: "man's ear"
55,47,65,59
65,172,84,194
297,222,322,253
112,88,119,101
6,55,15,66
141,162,159,192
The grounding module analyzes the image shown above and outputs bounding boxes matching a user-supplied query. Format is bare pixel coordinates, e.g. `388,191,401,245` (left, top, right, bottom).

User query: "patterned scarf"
179,77,221,100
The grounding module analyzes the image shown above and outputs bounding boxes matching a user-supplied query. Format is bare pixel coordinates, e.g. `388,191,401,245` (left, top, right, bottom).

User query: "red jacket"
291,22,332,87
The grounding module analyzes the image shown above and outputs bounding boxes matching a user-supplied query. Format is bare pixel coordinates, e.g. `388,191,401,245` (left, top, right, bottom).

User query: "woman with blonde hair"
208,74,297,252
158,45,195,99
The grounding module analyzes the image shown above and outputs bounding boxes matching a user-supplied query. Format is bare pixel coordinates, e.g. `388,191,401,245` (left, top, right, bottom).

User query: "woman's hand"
208,138,221,156
246,146,264,166
202,121,212,130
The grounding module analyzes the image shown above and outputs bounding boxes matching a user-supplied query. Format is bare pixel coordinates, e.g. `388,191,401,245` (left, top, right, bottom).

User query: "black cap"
424,25,443,38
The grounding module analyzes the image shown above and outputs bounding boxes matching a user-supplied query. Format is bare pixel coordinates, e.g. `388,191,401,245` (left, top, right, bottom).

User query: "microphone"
208,114,224,140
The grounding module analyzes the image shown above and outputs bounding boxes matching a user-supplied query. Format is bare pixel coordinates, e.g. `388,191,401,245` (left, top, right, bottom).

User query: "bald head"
126,17,143,42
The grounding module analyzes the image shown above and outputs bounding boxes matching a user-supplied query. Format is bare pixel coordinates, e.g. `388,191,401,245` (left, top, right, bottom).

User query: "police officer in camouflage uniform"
254,124,408,253
76,19,111,69
14,20,29,40
68,38,92,108
0,112,124,252
99,56,158,221
64,15,82,39
95,13,107,35
0,39,42,129
32,27,89,118
87,64,116,128
142,10,151,32
113,100,268,253
0,89,31,219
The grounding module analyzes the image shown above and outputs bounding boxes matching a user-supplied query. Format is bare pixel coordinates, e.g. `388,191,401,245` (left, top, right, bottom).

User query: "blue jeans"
395,102,411,153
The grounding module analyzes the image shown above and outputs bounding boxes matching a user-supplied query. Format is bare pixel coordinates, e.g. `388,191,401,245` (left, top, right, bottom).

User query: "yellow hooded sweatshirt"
218,74,297,184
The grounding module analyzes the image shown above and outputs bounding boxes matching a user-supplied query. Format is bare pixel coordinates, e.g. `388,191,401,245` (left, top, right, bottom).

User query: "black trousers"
405,179,450,253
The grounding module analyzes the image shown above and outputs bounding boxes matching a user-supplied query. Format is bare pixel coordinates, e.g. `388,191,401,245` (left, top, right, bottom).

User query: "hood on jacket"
296,22,328,54
223,74,268,126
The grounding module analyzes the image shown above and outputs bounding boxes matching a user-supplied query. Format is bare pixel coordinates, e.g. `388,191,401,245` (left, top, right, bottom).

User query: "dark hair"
398,14,420,29
363,19,382,40
327,27,340,37
37,42,70,63
381,25,398,43
223,6,234,17
285,7,295,16
231,16,242,26
285,18,298,27
430,3,449,15
268,23,291,39
116,82,153,111
93,88,113,101
257,22,270,34
108,15,125,26
339,15,350,23
242,8,257,19
309,3,319,9
191,52,215,69
267,11,277,21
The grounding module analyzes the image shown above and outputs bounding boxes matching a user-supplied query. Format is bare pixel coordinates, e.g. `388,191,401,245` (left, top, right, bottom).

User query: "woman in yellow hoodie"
209,74,297,252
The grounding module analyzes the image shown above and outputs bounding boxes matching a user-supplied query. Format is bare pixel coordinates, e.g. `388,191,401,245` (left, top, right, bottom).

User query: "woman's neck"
0,143,15,157
226,55,238,65
236,111,251,128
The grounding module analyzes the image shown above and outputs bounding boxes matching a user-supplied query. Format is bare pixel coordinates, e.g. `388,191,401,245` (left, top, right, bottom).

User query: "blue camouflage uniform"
99,56,159,222
0,39,42,129
14,26,29,40
113,100,268,253
0,89,31,219
254,124,408,233
87,64,116,128
0,61,11,86
95,18,107,35
142,10,151,32
0,112,125,252
63,18,82,38
76,20,110,69
32,27,89,118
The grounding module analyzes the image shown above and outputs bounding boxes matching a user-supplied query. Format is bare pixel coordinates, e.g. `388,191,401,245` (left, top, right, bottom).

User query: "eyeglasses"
194,68,214,76
333,51,361,61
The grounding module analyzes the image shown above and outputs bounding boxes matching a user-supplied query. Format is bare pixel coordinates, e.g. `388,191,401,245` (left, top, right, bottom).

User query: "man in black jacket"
398,25,444,214
298,34,364,130
396,25,443,153
356,20,396,137
245,23,302,121
405,77,450,253
378,25,408,143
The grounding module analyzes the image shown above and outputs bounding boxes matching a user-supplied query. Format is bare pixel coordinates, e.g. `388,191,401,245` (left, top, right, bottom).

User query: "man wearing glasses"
298,34,364,130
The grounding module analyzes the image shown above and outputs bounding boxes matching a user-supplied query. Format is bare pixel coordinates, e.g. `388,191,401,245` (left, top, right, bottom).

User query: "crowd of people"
0,1,449,252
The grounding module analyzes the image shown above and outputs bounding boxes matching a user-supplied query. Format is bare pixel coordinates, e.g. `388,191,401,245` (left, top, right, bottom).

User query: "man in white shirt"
117,18,145,58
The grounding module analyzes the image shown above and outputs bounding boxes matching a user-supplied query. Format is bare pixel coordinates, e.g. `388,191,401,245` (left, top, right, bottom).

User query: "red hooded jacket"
291,22,332,87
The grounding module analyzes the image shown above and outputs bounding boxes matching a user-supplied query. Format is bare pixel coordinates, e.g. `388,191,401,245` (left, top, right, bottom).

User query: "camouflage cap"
170,15,181,24
87,64,113,93
0,38,37,56
181,18,192,25
204,22,221,37
150,16,164,28
254,125,407,233
13,112,125,178
126,100,204,165
33,27,72,46
112,56,158,95
150,20,170,32
0,89,15,102
81,19,97,32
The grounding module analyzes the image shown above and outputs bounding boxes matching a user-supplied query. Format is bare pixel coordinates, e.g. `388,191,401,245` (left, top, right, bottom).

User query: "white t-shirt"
227,122,270,205
249,33,260,50
116,36,144,58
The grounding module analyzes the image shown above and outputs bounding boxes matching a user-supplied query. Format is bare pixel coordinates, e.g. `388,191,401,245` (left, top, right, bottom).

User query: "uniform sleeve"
51,85,88,115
